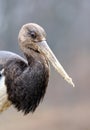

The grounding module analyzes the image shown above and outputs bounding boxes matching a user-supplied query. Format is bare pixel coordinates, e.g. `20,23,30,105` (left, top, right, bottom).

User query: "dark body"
0,51,49,114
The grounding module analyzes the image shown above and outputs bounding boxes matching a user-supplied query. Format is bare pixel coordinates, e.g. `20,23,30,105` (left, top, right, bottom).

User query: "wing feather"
0,51,27,112
0,73,11,112
0,51,27,67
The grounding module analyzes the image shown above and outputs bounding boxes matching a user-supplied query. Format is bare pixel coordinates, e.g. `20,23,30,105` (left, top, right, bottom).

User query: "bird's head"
18,23,74,87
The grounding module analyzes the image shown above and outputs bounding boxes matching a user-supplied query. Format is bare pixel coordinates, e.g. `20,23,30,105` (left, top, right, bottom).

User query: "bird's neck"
24,50,49,68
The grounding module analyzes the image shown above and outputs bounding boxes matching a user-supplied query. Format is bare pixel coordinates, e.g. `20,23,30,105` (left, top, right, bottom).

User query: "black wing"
0,51,27,69
0,51,27,112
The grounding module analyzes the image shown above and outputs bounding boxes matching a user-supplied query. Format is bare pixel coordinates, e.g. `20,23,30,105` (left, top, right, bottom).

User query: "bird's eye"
29,31,37,39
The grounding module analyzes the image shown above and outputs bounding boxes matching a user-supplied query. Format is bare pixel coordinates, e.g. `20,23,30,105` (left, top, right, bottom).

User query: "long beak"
38,41,75,87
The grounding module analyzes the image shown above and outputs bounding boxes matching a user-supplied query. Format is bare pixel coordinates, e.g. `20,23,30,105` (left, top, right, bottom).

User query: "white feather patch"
0,70,11,112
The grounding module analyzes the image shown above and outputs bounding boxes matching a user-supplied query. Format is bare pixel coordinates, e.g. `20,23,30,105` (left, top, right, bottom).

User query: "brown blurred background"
0,0,90,130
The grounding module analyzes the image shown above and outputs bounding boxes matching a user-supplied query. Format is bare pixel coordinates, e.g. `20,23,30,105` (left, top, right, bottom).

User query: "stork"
0,23,74,114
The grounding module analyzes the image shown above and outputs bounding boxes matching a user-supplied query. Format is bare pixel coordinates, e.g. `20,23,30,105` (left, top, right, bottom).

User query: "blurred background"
0,0,90,130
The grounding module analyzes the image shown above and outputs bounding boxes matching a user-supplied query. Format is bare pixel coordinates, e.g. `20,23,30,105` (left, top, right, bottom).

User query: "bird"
0,23,74,114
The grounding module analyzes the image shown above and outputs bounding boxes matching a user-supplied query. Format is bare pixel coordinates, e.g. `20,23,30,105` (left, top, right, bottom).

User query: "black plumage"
4,55,49,114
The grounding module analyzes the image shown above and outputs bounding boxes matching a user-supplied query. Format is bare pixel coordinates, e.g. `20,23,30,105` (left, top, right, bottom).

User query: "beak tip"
64,76,75,87
71,82,75,87
69,78,75,87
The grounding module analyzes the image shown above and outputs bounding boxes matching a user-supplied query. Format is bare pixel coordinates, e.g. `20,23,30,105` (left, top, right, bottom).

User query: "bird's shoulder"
0,51,27,67
0,51,28,80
